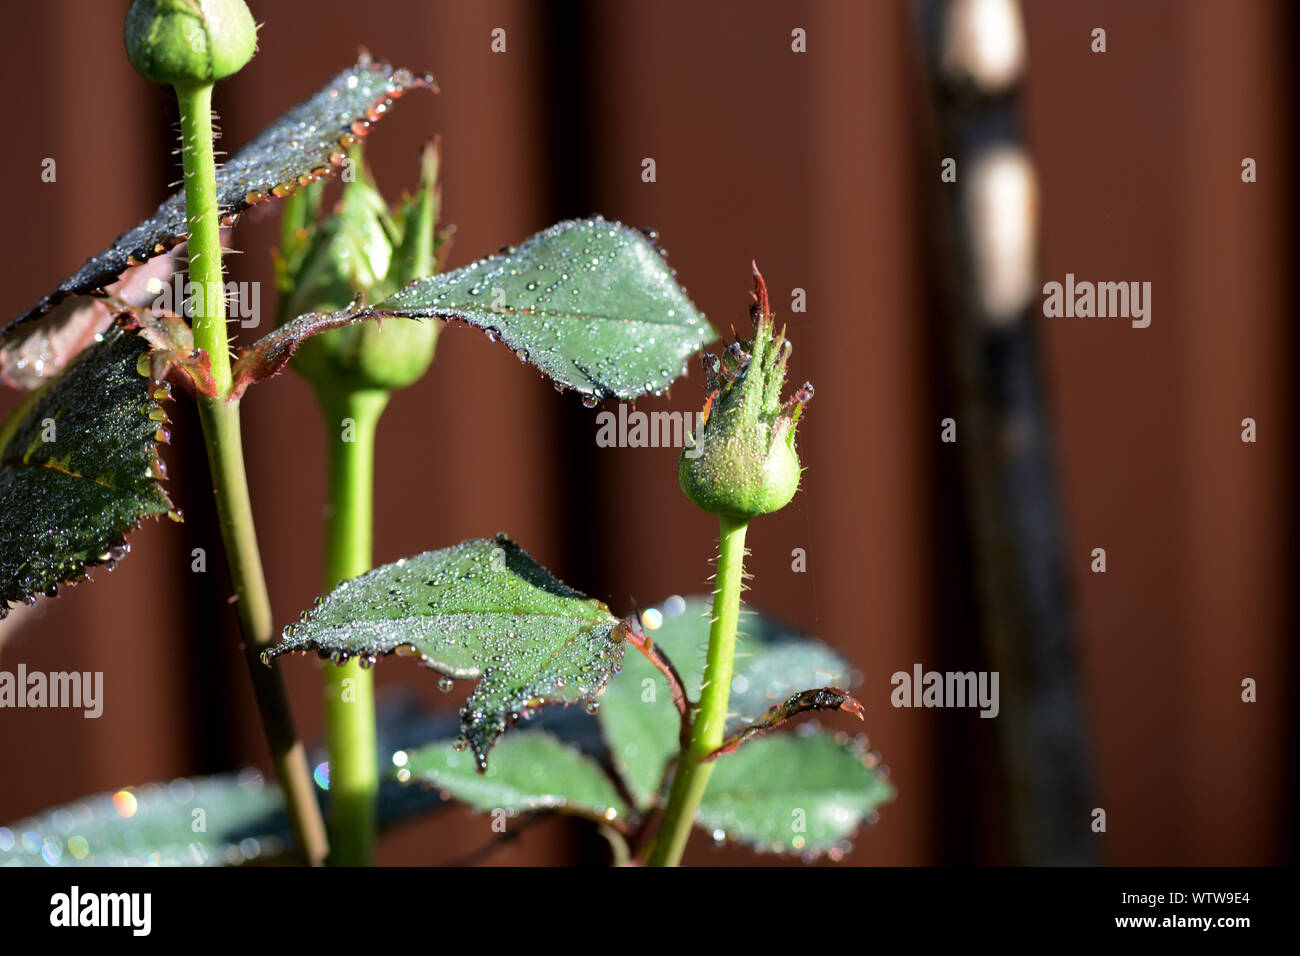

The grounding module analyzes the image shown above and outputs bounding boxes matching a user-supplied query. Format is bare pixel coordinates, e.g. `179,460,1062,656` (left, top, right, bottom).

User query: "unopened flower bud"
679,264,811,520
124,0,257,88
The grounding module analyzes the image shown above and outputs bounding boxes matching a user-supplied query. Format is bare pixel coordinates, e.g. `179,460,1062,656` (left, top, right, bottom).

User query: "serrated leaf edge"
0,324,176,615
3,57,434,340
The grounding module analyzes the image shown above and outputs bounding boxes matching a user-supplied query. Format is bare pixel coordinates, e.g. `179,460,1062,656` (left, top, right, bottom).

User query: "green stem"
177,83,329,866
196,398,329,865
317,387,389,865
178,84,230,396
646,515,749,867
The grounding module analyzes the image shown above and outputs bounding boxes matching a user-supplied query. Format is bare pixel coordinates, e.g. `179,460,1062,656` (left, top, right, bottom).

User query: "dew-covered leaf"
697,731,894,857
0,766,450,867
0,253,180,390
2,57,433,346
1,701,471,868
597,596,852,808
268,534,626,770
0,326,172,614
0,702,610,867
399,731,630,828
364,216,715,401
0,772,288,867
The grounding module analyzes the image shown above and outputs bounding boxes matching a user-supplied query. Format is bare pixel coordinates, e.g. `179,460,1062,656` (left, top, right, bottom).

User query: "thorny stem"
316,387,389,866
177,83,329,866
179,85,230,397
645,515,749,866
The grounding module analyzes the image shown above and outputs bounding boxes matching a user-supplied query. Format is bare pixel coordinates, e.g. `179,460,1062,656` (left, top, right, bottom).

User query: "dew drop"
663,595,687,618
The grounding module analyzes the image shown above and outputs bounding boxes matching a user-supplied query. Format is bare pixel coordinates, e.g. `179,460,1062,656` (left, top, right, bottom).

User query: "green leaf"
3,56,433,346
0,703,479,868
0,326,171,615
0,772,288,866
399,731,630,828
365,216,715,401
697,731,894,857
269,534,626,770
597,596,853,808
0,764,453,867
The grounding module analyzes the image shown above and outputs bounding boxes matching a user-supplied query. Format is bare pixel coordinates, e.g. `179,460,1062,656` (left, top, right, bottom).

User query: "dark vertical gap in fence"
539,0,610,867
900,12,985,865
912,0,1096,865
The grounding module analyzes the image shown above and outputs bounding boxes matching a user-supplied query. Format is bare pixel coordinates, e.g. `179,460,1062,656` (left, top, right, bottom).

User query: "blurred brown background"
0,0,1293,866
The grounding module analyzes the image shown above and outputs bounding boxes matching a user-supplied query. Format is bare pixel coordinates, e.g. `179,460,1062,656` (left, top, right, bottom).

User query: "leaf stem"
316,387,389,866
177,82,329,866
645,515,749,866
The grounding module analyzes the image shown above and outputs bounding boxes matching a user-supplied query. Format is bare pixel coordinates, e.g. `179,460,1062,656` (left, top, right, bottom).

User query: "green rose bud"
279,143,442,393
124,0,257,88
678,265,812,520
